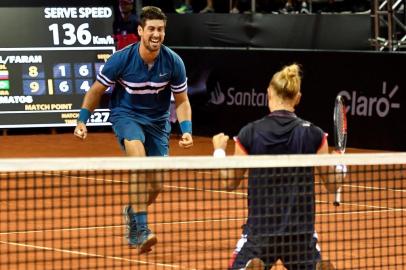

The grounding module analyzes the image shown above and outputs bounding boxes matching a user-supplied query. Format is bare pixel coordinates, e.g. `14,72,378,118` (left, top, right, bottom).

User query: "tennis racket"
333,95,347,206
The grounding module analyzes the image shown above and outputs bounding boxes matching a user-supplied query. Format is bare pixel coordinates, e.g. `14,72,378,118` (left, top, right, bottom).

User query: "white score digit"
91,112,110,123
30,82,40,93
93,112,102,123
58,65,66,77
80,80,90,92
79,65,89,77
28,66,39,78
101,112,109,122
59,81,70,92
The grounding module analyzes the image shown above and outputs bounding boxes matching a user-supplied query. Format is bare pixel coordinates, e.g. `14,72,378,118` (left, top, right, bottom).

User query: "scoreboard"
0,7,115,128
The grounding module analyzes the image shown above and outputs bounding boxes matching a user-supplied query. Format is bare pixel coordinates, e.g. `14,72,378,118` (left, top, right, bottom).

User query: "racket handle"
333,164,347,207
334,186,342,206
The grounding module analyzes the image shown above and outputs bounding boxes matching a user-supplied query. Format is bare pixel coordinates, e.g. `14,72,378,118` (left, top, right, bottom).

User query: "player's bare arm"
74,81,108,140
212,133,246,191
174,91,193,148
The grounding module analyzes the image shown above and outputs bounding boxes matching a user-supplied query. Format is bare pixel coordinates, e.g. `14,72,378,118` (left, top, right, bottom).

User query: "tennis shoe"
123,205,137,246
137,228,157,254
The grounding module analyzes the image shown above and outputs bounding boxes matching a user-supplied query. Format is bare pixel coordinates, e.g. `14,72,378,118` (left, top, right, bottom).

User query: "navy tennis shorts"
110,115,171,157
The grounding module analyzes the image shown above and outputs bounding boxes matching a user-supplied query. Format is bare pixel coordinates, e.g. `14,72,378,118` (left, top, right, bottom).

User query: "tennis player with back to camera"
212,64,344,270
74,6,193,254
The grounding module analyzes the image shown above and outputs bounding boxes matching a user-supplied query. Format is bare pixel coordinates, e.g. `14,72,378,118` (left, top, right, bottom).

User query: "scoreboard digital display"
0,7,115,128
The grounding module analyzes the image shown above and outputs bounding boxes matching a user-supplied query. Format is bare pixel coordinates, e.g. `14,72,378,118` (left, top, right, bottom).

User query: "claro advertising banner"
176,48,405,151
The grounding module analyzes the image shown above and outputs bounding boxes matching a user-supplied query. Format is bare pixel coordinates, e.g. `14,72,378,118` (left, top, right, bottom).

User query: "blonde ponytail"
270,63,302,100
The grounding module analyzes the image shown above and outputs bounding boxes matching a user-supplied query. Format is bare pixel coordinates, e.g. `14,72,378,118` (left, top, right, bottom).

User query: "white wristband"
213,149,226,158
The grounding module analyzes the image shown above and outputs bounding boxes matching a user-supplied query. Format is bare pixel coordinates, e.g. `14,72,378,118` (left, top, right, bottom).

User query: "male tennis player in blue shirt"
74,6,193,254
212,64,339,270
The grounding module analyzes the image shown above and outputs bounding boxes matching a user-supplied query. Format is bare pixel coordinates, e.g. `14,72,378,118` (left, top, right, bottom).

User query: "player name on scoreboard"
0,55,42,64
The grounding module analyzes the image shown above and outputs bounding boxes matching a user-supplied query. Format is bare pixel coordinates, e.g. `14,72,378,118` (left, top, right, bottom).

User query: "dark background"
178,48,405,151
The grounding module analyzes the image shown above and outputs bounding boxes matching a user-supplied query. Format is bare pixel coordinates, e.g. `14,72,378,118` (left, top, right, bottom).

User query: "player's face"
139,20,166,52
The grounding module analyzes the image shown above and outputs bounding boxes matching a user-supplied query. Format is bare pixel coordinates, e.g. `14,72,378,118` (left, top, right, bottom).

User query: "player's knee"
150,182,163,193
124,139,146,156
147,184,162,205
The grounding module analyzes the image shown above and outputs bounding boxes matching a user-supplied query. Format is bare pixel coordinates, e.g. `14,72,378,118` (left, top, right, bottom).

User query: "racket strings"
334,99,347,151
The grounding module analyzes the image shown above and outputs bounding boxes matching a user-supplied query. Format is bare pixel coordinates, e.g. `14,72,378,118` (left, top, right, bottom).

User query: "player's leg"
228,226,268,270
146,175,162,206
143,120,171,206
125,140,150,210
121,120,170,253
111,116,157,253
123,204,154,253
125,139,158,253
125,140,162,207
228,233,253,270
312,232,336,270
114,120,148,214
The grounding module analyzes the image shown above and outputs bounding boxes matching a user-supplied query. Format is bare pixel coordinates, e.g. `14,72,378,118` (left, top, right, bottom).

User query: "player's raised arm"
212,133,247,191
74,81,108,140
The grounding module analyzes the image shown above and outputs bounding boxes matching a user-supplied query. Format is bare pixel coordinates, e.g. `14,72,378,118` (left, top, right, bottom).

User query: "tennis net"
0,153,405,270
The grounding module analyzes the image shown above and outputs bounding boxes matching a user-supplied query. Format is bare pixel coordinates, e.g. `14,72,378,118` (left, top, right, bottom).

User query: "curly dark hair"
139,6,167,28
